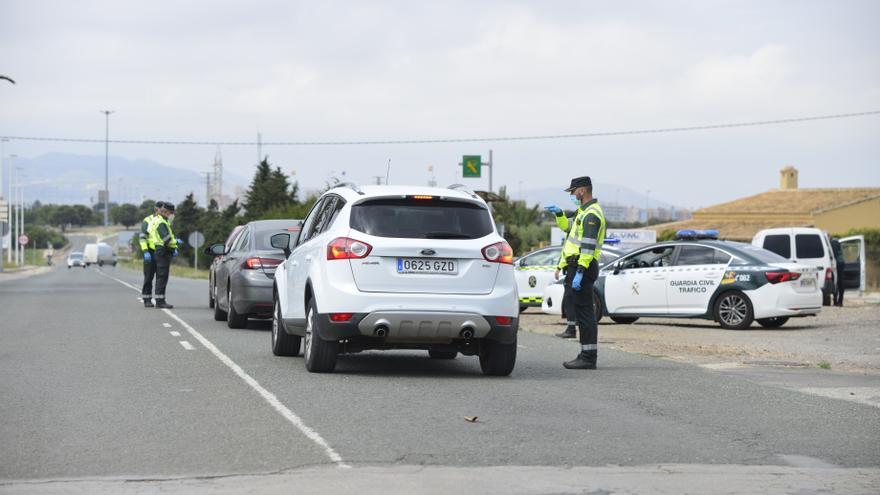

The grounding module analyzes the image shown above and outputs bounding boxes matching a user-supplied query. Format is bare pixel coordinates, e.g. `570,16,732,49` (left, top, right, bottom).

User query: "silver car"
208,219,301,328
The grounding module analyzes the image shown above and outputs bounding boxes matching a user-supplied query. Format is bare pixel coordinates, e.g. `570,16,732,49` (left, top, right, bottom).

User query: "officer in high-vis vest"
147,201,179,309
545,176,606,370
139,201,163,308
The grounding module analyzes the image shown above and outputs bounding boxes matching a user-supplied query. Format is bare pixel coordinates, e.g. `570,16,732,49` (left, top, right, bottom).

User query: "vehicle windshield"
256,227,301,250
350,198,493,239
69,253,83,259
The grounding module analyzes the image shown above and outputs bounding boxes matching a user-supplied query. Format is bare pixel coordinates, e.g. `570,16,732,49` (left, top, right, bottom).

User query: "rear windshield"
255,227,300,250
69,253,83,259
350,198,493,239
795,234,825,259
733,243,789,264
762,234,791,259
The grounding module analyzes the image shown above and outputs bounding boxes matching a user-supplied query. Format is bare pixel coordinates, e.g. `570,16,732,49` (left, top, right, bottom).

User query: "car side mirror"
613,260,623,275
271,233,292,258
206,243,226,256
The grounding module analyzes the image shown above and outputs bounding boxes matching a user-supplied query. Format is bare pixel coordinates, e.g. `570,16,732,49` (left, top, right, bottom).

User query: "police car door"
666,245,730,315
515,247,561,305
604,246,675,315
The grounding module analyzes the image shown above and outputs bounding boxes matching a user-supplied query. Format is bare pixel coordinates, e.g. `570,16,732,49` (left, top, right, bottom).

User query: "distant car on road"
207,220,302,328
516,241,625,312
67,252,86,269
207,225,244,309
270,184,519,375
83,243,116,267
592,230,822,329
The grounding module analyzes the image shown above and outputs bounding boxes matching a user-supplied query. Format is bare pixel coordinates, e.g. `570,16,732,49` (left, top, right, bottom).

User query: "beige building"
652,167,880,240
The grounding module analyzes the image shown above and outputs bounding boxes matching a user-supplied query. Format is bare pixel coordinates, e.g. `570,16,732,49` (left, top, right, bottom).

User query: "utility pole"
101,110,114,227
202,172,212,207
6,157,12,264
0,138,6,272
16,164,23,266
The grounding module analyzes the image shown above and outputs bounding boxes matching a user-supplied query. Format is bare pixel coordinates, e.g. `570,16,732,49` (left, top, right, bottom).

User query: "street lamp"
101,110,114,227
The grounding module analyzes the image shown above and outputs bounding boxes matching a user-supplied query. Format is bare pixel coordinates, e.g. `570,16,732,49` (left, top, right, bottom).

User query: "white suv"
269,184,519,375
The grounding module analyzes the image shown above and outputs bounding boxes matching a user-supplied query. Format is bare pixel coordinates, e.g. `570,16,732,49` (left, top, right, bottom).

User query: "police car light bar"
676,229,719,240
603,238,621,245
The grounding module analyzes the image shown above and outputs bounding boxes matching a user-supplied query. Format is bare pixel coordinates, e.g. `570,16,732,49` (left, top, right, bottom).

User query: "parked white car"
83,242,117,267
752,228,865,305
270,184,519,375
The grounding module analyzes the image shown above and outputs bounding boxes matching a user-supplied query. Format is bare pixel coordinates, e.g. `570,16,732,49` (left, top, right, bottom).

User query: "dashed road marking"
163,323,172,328
170,331,181,337
179,341,195,350
95,269,351,469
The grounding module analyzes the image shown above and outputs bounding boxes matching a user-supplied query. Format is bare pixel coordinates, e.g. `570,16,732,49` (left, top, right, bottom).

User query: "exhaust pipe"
459,327,474,340
374,325,388,338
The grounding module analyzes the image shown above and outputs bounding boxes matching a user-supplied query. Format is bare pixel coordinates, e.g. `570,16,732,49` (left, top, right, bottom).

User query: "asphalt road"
1,234,879,493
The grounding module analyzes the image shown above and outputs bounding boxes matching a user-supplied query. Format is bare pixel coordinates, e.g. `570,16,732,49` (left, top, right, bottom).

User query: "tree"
110,204,140,229
243,157,297,220
490,186,549,255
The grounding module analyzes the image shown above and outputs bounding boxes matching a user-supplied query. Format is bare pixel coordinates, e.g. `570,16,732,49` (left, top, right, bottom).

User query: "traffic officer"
139,201,163,307
147,201,179,309
545,176,606,370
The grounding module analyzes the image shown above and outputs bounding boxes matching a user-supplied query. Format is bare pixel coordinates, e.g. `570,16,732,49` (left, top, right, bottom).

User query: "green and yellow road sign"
462,155,481,178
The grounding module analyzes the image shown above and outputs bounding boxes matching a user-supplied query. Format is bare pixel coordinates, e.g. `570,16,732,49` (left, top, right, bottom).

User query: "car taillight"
482,241,514,264
242,257,282,270
329,313,353,322
495,316,512,325
327,237,372,260
825,268,833,281
765,271,801,284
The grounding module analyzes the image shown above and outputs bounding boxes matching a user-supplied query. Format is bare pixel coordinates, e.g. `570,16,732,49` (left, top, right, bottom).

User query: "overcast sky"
1,0,878,208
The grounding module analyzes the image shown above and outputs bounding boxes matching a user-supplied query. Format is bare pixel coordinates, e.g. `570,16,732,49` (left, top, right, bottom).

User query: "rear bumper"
748,285,823,319
232,271,274,315
314,312,518,345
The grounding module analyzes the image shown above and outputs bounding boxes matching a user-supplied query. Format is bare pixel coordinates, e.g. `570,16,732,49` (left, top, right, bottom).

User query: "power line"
1,109,878,147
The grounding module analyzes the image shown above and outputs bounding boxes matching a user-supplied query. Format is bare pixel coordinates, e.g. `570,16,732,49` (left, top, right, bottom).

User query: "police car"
588,230,822,329
516,240,624,311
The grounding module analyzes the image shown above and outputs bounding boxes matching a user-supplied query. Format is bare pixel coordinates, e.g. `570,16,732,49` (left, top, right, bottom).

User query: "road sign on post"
462,155,481,178
188,231,205,270
18,234,29,246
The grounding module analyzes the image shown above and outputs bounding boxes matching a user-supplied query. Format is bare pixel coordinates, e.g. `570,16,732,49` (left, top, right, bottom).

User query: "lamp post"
101,110,114,227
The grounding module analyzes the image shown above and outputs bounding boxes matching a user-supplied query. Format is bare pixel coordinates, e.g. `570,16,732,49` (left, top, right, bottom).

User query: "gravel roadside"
520,298,880,373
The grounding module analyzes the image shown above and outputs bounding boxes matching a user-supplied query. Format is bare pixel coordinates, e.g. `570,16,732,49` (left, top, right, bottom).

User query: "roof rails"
334,182,365,195
447,184,479,199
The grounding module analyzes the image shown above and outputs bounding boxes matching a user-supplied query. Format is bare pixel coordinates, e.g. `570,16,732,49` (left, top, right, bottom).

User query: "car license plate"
801,277,816,287
397,258,457,275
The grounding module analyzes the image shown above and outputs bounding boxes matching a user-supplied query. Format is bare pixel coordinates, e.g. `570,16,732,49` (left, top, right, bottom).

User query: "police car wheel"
756,317,789,328
610,316,638,324
593,292,604,322
714,290,754,330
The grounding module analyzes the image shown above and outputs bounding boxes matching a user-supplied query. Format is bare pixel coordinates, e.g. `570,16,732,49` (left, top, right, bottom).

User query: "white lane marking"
179,340,195,350
163,323,172,328
170,331,181,337
94,270,351,469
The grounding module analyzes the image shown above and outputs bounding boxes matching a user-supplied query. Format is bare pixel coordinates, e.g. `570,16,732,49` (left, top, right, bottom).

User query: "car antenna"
385,158,392,185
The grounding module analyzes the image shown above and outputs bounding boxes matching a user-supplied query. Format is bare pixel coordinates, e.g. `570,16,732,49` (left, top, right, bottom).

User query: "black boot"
563,351,597,370
143,298,154,308
555,326,577,339
156,299,174,309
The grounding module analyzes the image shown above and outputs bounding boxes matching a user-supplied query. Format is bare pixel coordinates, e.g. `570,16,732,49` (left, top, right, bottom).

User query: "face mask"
168,214,175,223
569,194,580,206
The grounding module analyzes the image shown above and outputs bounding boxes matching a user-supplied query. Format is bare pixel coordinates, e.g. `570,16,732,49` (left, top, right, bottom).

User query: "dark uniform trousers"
835,262,846,306
564,258,600,352
141,249,157,298
154,247,173,301
561,269,576,329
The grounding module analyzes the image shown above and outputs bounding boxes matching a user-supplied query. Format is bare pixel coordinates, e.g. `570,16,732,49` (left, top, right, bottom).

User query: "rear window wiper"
423,232,472,239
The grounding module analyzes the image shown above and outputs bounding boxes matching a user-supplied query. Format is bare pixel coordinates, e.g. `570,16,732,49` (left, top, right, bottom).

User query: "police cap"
162,202,176,213
154,201,165,209
565,176,592,192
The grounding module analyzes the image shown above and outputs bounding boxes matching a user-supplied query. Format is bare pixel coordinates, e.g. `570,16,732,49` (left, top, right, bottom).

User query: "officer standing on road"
147,201,179,309
545,176,606,370
831,237,846,307
139,201,163,308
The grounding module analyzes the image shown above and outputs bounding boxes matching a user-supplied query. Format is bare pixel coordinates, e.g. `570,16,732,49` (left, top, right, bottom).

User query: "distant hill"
513,183,678,210
7,153,249,206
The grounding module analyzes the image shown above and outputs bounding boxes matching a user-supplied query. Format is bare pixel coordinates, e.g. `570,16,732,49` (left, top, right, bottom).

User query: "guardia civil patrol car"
515,240,624,311
592,230,822,329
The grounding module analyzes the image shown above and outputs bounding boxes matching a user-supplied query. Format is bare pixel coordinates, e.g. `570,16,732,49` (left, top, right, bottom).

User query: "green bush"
24,225,68,250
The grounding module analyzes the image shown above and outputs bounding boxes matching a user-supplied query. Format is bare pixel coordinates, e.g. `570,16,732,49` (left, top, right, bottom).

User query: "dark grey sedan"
207,219,301,328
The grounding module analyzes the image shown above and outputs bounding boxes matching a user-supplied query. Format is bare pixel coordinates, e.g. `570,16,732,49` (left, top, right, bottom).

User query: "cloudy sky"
1,0,878,207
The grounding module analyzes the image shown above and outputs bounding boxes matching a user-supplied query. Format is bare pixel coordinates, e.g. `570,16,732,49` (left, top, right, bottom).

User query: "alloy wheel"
719,294,747,326
272,300,279,347
304,307,314,362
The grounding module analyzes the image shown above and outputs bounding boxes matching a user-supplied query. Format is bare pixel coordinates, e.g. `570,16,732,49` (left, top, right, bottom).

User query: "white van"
83,242,117,267
752,228,865,305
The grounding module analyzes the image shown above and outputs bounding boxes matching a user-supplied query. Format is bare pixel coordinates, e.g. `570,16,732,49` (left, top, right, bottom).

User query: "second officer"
139,201,163,307
147,201,179,309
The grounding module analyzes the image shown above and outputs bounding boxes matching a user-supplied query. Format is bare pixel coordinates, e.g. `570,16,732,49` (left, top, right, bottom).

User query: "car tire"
209,277,215,309
756,316,789,328
226,286,248,329
479,335,517,376
610,316,638,324
272,296,301,357
428,350,457,359
303,298,338,373
593,291,604,322
213,283,227,321
714,290,754,330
